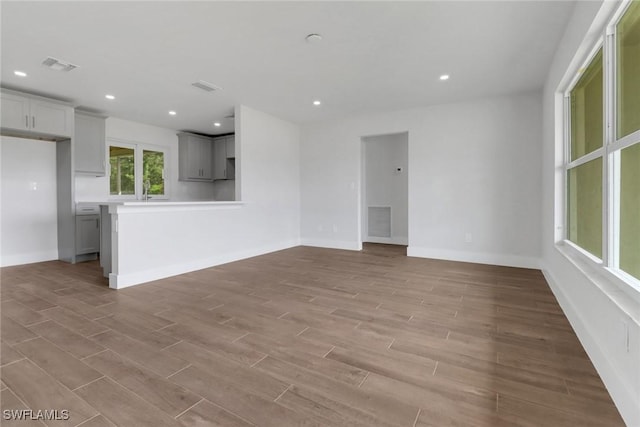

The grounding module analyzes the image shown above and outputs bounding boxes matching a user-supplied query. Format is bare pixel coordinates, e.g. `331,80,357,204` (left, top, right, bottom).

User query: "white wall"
75,117,216,202
1,136,58,266
108,105,301,287
541,2,640,426
363,133,408,245
301,92,542,268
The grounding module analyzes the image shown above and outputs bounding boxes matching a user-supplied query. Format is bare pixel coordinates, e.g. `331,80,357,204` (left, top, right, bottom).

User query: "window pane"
570,48,603,161
617,1,640,139
143,150,164,195
567,157,602,258
620,143,640,280
109,146,135,195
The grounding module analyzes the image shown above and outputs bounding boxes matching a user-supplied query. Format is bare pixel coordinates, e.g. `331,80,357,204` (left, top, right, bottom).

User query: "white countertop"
91,200,245,214
97,200,242,207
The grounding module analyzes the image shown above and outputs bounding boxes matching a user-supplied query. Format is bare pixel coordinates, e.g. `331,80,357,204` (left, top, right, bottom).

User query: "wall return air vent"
191,80,221,92
42,57,78,72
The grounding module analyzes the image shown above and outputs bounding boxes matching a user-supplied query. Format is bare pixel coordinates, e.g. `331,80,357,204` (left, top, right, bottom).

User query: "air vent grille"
42,57,78,72
368,206,391,238
191,80,221,92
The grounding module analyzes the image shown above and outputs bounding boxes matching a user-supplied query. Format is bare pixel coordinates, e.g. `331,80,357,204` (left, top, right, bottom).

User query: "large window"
108,140,167,199
565,1,640,283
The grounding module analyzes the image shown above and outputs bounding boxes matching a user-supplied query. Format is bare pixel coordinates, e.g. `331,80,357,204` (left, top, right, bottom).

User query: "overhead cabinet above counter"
214,135,235,180
178,132,214,181
74,112,106,176
178,132,235,182
0,89,74,139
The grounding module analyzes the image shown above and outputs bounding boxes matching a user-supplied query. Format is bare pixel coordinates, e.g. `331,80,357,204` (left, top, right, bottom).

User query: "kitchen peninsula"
99,200,244,288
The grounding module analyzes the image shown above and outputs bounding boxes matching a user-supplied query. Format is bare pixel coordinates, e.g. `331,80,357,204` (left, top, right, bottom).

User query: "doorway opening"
360,132,408,254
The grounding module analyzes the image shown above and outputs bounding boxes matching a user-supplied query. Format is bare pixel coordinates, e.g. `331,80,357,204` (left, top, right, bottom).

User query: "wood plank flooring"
0,244,625,426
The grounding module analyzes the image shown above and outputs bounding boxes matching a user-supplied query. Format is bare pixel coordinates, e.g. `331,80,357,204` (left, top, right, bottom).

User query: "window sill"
555,241,640,324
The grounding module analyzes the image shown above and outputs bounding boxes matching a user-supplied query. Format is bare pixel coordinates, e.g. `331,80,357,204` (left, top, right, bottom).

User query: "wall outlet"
317,224,323,232
464,232,472,243
333,224,338,233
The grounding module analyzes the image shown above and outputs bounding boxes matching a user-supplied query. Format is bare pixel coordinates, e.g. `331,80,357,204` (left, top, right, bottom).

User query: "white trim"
109,239,300,289
0,250,59,267
406,246,540,269
557,241,640,309
364,236,408,245
563,39,605,97
564,238,604,264
612,130,640,151
301,239,362,251
566,147,604,169
541,266,640,427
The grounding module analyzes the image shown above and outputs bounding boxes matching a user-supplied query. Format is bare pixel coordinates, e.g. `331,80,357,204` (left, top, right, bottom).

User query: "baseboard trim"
300,239,362,251
0,250,59,267
542,265,640,427
406,246,540,269
364,237,408,245
109,239,300,289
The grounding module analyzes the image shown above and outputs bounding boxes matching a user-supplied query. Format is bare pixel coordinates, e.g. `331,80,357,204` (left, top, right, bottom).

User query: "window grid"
564,0,640,286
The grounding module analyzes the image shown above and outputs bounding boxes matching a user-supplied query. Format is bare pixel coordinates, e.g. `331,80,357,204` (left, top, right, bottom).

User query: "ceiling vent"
42,57,78,72
191,80,221,92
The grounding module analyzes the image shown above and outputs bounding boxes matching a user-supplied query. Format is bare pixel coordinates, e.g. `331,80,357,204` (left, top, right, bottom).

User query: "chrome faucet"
143,179,151,201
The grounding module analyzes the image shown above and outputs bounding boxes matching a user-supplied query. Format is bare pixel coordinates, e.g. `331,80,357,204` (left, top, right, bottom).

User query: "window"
109,146,135,196
108,140,168,199
564,1,640,283
143,149,165,196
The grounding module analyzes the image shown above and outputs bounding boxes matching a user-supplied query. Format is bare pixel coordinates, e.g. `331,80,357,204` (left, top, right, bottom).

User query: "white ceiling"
1,1,575,135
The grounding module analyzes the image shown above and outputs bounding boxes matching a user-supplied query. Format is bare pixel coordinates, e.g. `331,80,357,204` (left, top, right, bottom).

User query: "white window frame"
560,0,640,298
107,137,169,200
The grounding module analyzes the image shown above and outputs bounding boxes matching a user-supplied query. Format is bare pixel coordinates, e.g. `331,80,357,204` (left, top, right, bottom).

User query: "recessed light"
169,111,177,116
440,74,450,81
313,100,321,106
105,94,115,100
14,71,27,77
213,122,221,127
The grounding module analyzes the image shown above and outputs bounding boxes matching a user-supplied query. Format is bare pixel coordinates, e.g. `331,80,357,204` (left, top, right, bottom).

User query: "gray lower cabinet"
75,112,106,175
75,214,100,255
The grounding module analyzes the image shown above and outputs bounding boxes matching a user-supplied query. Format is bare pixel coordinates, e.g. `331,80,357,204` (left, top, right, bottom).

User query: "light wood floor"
0,244,625,427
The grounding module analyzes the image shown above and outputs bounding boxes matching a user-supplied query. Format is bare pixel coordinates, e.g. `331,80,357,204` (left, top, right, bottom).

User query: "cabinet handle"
96,218,99,228
25,115,29,128
32,116,35,128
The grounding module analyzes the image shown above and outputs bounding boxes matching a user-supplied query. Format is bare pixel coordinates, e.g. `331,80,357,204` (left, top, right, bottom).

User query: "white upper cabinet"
74,112,106,176
0,92,30,131
0,90,73,138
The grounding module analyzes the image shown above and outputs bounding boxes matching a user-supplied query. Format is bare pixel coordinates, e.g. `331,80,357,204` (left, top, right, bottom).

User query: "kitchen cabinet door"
199,138,213,179
178,133,214,181
75,113,106,175
30,98,73,137
75,214,100,255
0,92,30,131
213,138,227,180
225,135,235,158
